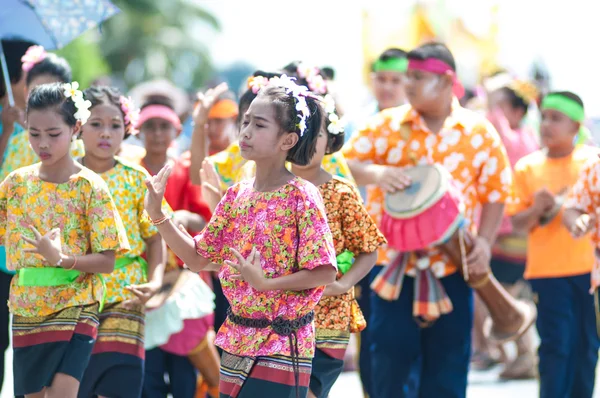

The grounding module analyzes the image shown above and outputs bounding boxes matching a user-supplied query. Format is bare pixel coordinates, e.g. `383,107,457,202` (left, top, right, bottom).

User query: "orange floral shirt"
313,177,386,332
564,157,600,289
343,102,512,277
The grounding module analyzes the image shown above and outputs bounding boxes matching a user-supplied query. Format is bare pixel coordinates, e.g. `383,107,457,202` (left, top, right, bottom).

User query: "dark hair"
500,87,528,115
26,83,77,126
546,91,584,109
257,85,324,166
320,66,335,80
83,85,136,137
26,53,72,87
141,95,176,111
325,127,345,155
407,42,456,71
379,47,407,62
237,70,282,125
0,39,36,97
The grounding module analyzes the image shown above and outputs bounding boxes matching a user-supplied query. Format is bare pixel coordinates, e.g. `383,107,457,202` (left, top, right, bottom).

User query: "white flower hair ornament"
321,94,345,136
262,75,312,137
63,82,91,125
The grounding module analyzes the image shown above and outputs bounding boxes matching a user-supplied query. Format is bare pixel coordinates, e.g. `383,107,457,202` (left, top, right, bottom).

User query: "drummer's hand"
533,188,555,213
226,247,269,291
466,236,492,276
124,280,162,308
571,213,595,238
374,165,412,193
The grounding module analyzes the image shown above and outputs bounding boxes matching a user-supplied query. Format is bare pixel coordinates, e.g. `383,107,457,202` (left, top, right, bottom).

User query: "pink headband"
408,58,465,99
136,105,182,130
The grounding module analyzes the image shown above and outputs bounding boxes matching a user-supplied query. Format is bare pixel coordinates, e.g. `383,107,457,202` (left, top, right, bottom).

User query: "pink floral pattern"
194,177,337,358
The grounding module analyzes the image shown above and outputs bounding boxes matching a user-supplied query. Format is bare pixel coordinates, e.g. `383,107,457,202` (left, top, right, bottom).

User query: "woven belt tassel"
413,262,453,327
370,252,408,301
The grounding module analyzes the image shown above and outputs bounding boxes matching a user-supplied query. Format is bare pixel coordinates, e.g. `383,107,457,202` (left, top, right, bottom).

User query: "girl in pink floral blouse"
145,76,337,398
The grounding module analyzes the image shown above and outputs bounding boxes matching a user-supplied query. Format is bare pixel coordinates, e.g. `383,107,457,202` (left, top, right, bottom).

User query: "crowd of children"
1,36,600,398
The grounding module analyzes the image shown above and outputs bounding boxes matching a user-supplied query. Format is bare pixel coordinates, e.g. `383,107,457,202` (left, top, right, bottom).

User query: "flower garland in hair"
296,63,327,95
262,75,311,137
21,45,47,72
119,96,140,135
321,94,345,135
62,82,91,125
247,76,271,94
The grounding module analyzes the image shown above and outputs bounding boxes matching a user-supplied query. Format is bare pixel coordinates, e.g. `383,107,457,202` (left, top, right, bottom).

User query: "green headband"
373,57,408,73
541,94,584,122
541,94,591,144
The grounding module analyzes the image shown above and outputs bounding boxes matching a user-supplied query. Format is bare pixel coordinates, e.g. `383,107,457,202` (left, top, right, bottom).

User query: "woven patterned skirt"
12,304,99,396
309,329,350,397
219,351,312,398
78,302,145,398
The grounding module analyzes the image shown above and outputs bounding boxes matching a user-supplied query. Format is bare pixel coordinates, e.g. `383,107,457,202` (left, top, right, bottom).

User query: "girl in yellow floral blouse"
290,96,386,398
0,82,129,397
76,86,168,398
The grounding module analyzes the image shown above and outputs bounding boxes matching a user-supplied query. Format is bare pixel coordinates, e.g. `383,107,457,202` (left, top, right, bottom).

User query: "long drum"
381,164,536,342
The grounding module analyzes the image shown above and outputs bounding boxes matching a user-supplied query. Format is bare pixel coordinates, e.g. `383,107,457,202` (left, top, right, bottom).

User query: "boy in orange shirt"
509,91,599,398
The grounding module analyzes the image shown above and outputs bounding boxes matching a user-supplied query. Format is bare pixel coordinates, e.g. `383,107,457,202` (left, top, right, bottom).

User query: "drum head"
384,164,447,218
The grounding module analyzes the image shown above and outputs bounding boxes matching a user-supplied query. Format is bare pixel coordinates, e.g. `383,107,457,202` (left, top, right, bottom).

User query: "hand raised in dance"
225,247,269,291
374,165,412,193
22,225,63,265
200,159,223,213
193,82,229,128
144,164,172,220
571,213,595,238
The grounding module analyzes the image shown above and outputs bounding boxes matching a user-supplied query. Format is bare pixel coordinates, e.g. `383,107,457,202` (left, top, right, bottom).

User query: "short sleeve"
209,143,246,189
342,113,389,165
87,180,130,253
322,152,355,183
194,184,239,263
340,184,387,255
564,160,600,214
295,186,337,272
475,122,513,205
506,160,531,216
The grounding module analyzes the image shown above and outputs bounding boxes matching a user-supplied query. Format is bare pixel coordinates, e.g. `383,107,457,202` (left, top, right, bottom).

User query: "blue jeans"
142,348,197,398
530,274,599,398
370,272,473,398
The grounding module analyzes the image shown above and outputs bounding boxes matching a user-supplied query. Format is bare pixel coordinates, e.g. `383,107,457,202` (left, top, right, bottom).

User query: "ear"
442,71,454,90
280,131,299,151
72,120,82,139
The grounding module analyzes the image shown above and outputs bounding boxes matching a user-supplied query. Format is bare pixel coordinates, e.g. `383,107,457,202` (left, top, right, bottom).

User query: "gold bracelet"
468,272,491,289
151,214,169,226
65,256,77,270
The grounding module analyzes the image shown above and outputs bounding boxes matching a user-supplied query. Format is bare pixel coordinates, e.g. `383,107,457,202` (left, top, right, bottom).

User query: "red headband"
408,58,465,99
136,105,182,131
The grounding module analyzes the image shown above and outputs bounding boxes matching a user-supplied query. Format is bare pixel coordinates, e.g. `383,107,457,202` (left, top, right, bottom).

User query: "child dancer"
289,96,386,397
135,97,220,398
145,76,337,398
75,86,166,398
510,91,599,398
0,82,128,397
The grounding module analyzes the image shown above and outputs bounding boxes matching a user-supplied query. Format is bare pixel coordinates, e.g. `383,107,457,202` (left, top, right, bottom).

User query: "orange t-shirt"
508,145,599,279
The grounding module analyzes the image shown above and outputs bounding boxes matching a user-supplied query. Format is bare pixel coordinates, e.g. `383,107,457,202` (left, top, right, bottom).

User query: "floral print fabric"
0,164,129,317
194,177,337,357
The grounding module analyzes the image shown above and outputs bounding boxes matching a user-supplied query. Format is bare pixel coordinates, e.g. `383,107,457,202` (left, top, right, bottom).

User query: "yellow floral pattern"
0,164,130,317
98,158,164,303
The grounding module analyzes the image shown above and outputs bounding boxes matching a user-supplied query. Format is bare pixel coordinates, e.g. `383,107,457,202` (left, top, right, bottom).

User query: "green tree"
97,0,219,90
